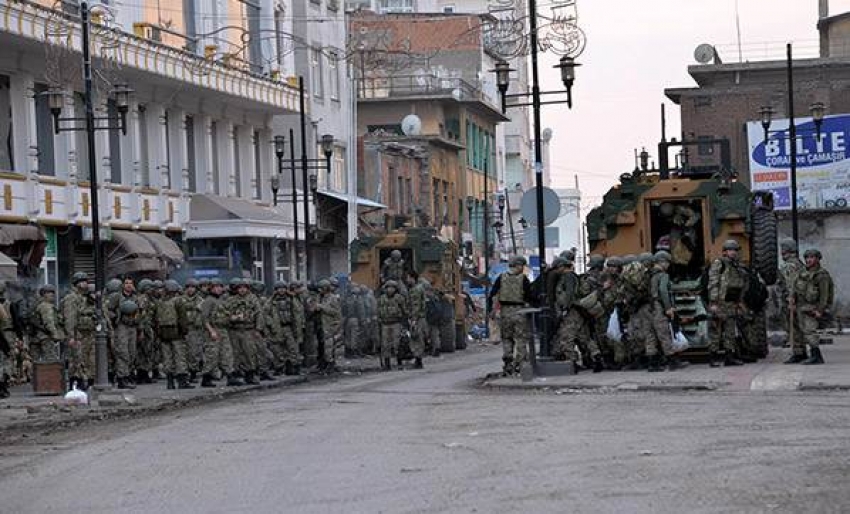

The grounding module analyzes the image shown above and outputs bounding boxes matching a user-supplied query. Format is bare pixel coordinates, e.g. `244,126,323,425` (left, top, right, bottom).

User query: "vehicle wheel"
454,322,468,350
440,322,456,353
837,198,848,208
752,203,778,286
825,200,836,209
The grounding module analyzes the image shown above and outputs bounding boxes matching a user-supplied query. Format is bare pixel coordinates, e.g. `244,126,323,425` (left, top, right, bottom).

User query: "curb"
480,378,724,393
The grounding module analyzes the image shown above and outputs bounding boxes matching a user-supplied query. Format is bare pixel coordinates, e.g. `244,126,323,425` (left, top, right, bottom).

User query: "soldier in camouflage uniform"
112,278,138,388
343,284,365,358
62,272,98,389
250,280,274,381
198,278,210,298
363,285,379,355
407,276,429,369
381,250,406,284
177,279,205,378
226,278,261,384
617,253,654,368
488,256,532,376
31,284,64,364
103,278,123,378
777,238,805,361
601,257,626,368
266,281,301,376
378,281,407,371
646,251,689,372
134,279,156,384
316,279,343,372
789,249,833,365
157,280,193,389
0,281,19,399
289,281,306,368
550,258,577,360
707,240,747,367
561,258,605,373
200,278,241,387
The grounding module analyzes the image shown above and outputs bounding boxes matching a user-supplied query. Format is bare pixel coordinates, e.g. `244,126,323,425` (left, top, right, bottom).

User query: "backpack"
815,268,836,311
621,262,650,301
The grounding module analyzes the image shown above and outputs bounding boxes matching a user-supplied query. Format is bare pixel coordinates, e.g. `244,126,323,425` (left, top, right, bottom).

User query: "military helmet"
550,257,566,269
779,238,797,253
119,299,139,314
229,277,243,287
384,280,398,289
274,280,288,290
39,284,56,295
198,278,210,287
137,279,152,293
659,202,675,217
251,280,265,293
152,280,164,289
72,272,89,285
185,278,199,288
329,277,340,287
654,250,672,263
588,254,606,269
622,254,637,265
606,256,624,268
804,248,823,260
509,256,527,267
390,249,402,259
290,280,303,288
317,279,331,289
106,278,122,293
209,278,224,287
722,239,741,251
638,252,654,263
164,279,181,293
559,249,576,262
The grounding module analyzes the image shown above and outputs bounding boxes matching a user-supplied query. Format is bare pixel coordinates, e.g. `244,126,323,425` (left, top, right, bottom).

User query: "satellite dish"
694,43,718,64
451,88,462,101
520,187,561,227
541,128,553,142
401,114,422,136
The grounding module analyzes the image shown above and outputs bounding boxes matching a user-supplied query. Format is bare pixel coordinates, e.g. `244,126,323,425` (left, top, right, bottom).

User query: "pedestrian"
62,272,97,389
363,285,379,355
646,251,689,371
289,281,306,370
378,280,407,371
707,240,747,367
226,278,261,384
157,280,193,389
488,256,533,376
200,278,241,387
424,286,443,357
266,281,301,375
788,248,834,365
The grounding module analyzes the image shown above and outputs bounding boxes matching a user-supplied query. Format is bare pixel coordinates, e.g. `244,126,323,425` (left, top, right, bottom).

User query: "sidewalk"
483,336,850,393
0,354,388,436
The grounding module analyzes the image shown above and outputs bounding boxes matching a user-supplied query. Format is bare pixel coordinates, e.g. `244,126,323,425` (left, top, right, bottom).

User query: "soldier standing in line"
381,250,406,284
62,272,97,390
707,240,747,367
157,280,194,389
601,257,626,369
549,258,574,360
488,256,533,376
199,278,241,387
408,276,429,369
265,281,289,375
0,281,20,399
112,278,138,388
424,287,443,358
778,238,805,360
31,284,64,365
363,285,379,356
134,279,155,384
149,280,166,380
316,279,343,372
198,278,211,298
250,280,274,381
789,249,834,365
646,251,689,372
343,284,364,358
178,279,205,379
378,281,407,371
103,278,123,379
616,253,652,369
561,258,605,373
226,278,261,384
304,282,321,367
289,281,306,370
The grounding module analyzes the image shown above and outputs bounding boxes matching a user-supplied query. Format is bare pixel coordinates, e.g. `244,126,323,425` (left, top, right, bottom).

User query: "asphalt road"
2,347,850,514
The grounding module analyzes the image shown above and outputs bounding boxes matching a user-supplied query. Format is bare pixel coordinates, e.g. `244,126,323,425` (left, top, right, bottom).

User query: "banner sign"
747,114,850,210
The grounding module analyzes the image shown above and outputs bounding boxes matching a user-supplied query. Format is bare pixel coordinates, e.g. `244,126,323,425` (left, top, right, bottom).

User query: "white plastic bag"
671,326,690,352
606,309,622,342
64,383,88,406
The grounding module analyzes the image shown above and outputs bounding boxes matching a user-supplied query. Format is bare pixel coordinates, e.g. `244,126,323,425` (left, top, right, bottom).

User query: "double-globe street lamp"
43,0,132,390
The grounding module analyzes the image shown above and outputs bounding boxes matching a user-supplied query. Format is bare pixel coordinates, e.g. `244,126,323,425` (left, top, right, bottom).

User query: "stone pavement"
484,336,850,393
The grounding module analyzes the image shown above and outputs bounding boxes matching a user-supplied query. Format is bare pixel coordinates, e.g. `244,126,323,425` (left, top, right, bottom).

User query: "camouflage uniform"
226,284,261,381
113,290,138,383
266,285,301,374
424,289,443,355
343,286,365,356
290,283,306,365
200,284,236,382
792,251,833,363
489,258,531,374
0,282,17,398
552,266,578,360
560,270,603,370
362,287,379,354
32,290,65,363
708,251,748,364
408,280,428,360
303,287,320,366
645,252,687,371
62,282,97,384
156,284,189,388
177,284,205,376
378,284,407,366
601,258,626,366
135,287,157,380
778,248,805,353
317,284,343,366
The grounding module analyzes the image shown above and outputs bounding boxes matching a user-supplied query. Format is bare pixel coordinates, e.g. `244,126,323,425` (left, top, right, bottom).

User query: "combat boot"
117,376,132,389
177,374,195,389
166,373,176,390
592,355,604,373
397,356,404,368
802,347,825,365
647,355,663,372
226,373,245,386
709,353,723,368
259,370,274,381
0,380,10,399
383,358,392,371
667,356,690,371
414,357,423,369
724,354,744,367
244,371,259,385
284,361,295,376
502,357,513,376
188,371,199,384
784,352,808,364
201,374,217,388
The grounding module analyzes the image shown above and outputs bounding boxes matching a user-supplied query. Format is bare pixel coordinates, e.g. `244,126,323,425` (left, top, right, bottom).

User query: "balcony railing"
358,74,484,102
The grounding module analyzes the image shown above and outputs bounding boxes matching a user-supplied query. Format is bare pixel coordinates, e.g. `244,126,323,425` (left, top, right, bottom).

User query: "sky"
538,0,850,212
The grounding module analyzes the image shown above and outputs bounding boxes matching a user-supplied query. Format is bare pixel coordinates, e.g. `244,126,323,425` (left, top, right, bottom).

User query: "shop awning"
139,232,185,266
317,190,387,210
0,224,45,246
186,194,296,239
106,230,161,276
0,251,17,281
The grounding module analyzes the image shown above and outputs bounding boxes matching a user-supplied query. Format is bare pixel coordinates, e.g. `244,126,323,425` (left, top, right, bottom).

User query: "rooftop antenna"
735,0,743,63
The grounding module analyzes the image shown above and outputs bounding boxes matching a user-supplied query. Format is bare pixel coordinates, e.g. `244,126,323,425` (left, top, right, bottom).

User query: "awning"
106,230,161,276
0,251,17,281
0,224,45,246
186,193,297,240
318,190,387,210
139,232,185,266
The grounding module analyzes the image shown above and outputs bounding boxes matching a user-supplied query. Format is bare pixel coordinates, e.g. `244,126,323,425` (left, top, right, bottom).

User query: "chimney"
819,0,830,57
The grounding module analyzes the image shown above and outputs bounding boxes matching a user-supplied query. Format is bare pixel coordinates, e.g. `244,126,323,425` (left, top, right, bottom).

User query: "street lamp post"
272,135,283,207
288,129,299,280
46,1,132,390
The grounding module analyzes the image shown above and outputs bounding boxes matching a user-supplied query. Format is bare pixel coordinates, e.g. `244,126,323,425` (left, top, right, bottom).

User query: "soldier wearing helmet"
247,280,275,381
600,257,626,368
406,275,429,369
31,284,64,367
265,279,300,376
62,272,97,389
199,277,242,387
776,238,805,362
706,239,747,367
788,248,834,365
377,279,408,371
134,277,161,385
488,256,532,376
110,277,138,389
343,283,365,360
560,253,605,373
381,250,407,286
288,280,308,367
644,250,689,371
155,278,193,390
0,280,19,399
315,278,343,372
178,278,205,382
225,277,261,384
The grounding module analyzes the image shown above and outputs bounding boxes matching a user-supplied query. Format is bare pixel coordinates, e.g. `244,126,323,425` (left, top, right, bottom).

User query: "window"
163,111,172,189
74,93,90,181
252,129,262,200
107,99,121,183
246,2,262,73
397,175,404,213
0,75,11,171
210,121,220,194
185,115,197,192
310,47,324,99
332,146,344,192
274,6,287,69
183,0,197,52
138,105,150,186
33,83,54,176
378,0,414,13
328,51,340,101
61,0,80,15
697,135,715,156
442,5,455,13
232,126,241,197
406,177,413,214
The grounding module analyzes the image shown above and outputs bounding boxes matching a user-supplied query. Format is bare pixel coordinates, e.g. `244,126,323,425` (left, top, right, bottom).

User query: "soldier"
488,256,533,376
408,277,429,369
62,272,97,389
250,280,274,381
316,279,343,372
343,284,365,358
561,258,605,373
157,280,193,389
378,281,407,371
266,281,300,376
111,278,138,388
617,253,654,368
178,279,205,378
134,279,156,384
31,284,64,365
778,238,805,360
602,256,627,368
551,259,578,361
707,239,747,367
198,277,210,297
381,250,406,285
200,278,241,387
362,285,379,355
646,251,689,371
289,281,307,368
424,286,443,357
226,278,262,383
789,249,834,365
0,281,19,399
